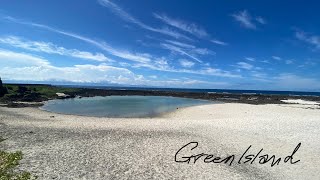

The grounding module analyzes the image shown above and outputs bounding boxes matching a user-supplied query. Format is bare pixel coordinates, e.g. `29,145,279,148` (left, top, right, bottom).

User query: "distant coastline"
58,84,320,97
1,83,320,108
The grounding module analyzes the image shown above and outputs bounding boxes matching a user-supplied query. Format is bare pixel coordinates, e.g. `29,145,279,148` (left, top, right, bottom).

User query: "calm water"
41,96,213,118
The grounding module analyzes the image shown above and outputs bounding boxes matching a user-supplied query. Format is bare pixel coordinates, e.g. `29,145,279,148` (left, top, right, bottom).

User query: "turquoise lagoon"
41,96,213,118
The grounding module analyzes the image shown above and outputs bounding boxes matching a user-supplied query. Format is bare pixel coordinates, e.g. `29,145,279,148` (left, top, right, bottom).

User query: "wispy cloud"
232,10,256,29
192,48,214,55
274,73,320,91
97,0,192,41
245,57,255,62
153,13,228,46
0,49,149,85
295,30,320,49
2,16,153,63
236,62,254,70
1,15,240,79
160,43,202,63
255,17,266,24
98,0,229,46
272,56,282,60
179,59,195,68
0,49,50,67
163,40,215,60
232,10,266,29
285,59,294,65
133,62,241,78
151,27,193,41
195,67,241,78
1,49,226,87
251,71,268,79
210,39,228,46
165,40,195,49
153,13,208,38
0,36,112,62
260,60,270,64
298,59,318,68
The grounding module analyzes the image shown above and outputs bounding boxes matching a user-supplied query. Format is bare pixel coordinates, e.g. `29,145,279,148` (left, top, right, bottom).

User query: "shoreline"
2,84,320,108
39,95,220,118
1,103,320,179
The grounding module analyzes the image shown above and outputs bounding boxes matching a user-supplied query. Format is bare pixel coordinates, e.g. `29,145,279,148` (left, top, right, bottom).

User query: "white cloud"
0,49,236,88
160,43,202,63
196,67,241,78
165,40,195,49
149,75,157,79
2,64,140,85
3,16,154,63
97,0,192,41
153,13,208,38
153,13,228,45
245,57,255,61
255,17,266,24
285,59,294,64
260,60,270,64
298,60,317,68
0,49,50,68
0,36,112,62
232,10,256,29
153,57,171,70
164,40,214,56
2,15,241,79
274,73,320,91
150,27,193,41
236,62,254,70
295,30,320,49
232,10,266,29
272,56,282,60
133,61,241,78
0,49,138,83
251,72,267,79
118,62,130,67
192,48,214,55
211,39,228,46
160,40,215,64
146,79,231,88
179,59,195,68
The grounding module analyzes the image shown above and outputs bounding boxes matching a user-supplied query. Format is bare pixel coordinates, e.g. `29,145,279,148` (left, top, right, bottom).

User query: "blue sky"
0,0,320,91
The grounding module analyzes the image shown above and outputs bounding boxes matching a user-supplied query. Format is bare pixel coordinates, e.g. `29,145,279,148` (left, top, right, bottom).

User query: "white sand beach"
1,103,320,179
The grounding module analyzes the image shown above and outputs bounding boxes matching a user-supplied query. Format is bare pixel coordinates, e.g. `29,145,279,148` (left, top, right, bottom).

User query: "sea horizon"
4,81,320,96
58,84,320,96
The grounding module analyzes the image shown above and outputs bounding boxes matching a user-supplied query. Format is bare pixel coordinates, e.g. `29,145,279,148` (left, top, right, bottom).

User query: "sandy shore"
1,103,320,179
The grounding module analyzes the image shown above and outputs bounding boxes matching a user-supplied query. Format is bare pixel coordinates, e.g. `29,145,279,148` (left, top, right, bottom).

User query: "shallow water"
40,96,214,118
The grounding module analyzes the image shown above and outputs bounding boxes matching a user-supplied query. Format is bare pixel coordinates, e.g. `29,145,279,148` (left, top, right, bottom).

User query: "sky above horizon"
0,0,320,91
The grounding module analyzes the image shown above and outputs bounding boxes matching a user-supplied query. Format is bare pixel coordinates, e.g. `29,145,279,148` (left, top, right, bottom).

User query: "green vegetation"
0,138,34,180
0,83,80,103
0,78,8,97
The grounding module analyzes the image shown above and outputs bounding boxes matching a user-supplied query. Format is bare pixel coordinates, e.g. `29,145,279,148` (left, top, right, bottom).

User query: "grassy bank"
0,138,34,180
0,84,80,104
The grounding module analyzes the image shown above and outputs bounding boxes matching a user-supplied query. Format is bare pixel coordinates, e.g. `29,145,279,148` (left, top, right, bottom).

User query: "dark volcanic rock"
2,86,320,107
72,89,320,105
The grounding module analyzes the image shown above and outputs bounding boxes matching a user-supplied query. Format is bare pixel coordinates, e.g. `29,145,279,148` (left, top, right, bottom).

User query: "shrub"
0,138,34,180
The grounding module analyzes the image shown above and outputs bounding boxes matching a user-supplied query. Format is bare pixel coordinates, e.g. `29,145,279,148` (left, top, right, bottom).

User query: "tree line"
0,77,8,97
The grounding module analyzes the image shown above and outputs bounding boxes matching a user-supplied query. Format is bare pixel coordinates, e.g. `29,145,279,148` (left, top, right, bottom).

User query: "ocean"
59,85,320,97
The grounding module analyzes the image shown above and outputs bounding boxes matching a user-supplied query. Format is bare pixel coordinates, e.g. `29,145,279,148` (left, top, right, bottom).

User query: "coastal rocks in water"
5,102,44,108
56,93,75,99
21,92,43,102
281,99,320,105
